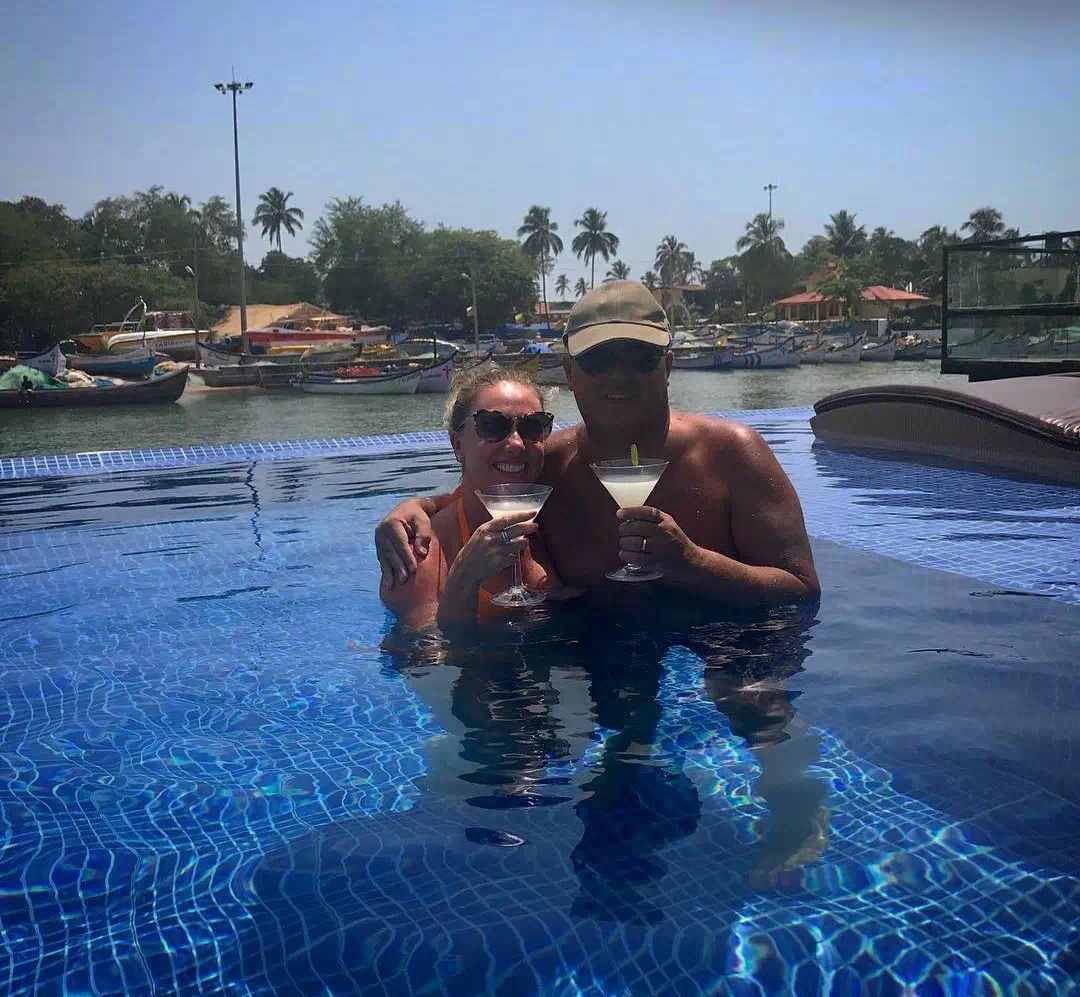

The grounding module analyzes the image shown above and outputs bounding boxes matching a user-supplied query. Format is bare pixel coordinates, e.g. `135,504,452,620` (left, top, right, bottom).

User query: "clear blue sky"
2,0,1077,285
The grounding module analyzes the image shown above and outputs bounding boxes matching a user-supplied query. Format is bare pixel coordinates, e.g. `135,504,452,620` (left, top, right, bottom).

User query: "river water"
1,361,967,457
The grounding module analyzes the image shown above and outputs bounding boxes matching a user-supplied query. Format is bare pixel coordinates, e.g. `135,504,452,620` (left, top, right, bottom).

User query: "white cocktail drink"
597,478,661,510
474,483,553,608
477,496,545,519
590,459,669,582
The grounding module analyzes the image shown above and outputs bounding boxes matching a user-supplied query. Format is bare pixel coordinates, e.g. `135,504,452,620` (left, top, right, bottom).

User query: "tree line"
0,184,1042,349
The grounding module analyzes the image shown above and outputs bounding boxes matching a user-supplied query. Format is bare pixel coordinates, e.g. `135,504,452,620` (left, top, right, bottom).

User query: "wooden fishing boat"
66,345,160,377
0,367,189,408
733,339,794,368
671,345,736,369
15,344,67,378
861,336,897,362
796,342,826,364
297,367,422,395
823,336,864,364
894,337,928,361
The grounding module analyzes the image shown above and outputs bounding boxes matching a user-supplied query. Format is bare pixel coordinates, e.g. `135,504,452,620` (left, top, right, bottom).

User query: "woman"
380,365,569,629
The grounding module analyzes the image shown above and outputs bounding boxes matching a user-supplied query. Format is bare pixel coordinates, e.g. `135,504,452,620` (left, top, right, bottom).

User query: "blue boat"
64,345,161,378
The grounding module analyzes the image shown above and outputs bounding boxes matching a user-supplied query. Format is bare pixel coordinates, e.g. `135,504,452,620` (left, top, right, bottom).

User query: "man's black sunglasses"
573,341,666,376
472,409,554,443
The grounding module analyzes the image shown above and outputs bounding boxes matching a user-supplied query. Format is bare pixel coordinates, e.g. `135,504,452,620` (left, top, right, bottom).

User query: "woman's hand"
449,511,539,589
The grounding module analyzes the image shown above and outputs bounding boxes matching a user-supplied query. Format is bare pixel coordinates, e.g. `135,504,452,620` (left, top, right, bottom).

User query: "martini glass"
590,459,669,582
474,483,553,608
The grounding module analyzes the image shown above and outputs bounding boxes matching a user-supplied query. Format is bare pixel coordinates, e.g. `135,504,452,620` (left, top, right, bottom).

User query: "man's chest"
540,467,733,583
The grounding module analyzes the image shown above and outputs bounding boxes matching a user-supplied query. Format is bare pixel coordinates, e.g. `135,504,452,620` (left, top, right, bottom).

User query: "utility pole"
215,75,254,341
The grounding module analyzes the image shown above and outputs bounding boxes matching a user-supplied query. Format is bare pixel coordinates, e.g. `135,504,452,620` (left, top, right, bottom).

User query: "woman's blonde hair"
444,362,544,432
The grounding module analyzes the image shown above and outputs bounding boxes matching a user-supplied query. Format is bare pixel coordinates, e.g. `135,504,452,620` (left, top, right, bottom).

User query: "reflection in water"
386,600,827,926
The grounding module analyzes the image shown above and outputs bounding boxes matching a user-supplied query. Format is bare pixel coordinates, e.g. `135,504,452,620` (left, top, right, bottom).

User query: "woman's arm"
379,543,442,630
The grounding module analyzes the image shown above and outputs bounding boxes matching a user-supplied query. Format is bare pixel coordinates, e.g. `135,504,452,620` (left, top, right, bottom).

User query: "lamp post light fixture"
461,270,480,356
214,77,254,340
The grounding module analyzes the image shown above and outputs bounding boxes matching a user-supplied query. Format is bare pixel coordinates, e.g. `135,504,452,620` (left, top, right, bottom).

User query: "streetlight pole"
215,76,253,342
184,265,200,366
763,183,778,227
461,270,479,356
762,184,779,321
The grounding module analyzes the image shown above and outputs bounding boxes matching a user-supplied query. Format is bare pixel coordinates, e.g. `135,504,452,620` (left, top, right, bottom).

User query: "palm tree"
654,235,691,324
824,210,867,259
641,271,659,292
574,277,589,298
518,205,563,327
961,207,1006,242
164,192,191,212
736,213,787,256
554,273,570,300
604,260,631,282
571,208,619,288
253,187,305,251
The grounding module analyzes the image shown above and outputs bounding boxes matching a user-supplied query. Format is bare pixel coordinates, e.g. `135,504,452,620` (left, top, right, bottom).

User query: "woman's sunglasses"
574,341,666,377
471,409,554,443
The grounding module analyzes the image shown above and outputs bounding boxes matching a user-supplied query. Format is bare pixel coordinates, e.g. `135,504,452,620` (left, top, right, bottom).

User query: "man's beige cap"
563,280,672,357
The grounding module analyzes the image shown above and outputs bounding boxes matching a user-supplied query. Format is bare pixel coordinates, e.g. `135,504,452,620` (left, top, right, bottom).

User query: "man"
377,280,819,606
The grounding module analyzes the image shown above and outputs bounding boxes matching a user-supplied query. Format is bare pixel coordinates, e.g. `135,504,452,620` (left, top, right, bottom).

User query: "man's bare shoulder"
671,410,764,460
540,424,580,482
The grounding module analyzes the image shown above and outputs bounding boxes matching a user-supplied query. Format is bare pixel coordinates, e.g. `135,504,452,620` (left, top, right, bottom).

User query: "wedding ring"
641,537,648,553
500,529,513,545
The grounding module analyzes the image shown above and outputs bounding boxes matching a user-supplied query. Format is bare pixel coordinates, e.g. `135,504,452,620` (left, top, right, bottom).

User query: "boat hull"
416,357,456,392
67,347,159,377
895,341,928,361
733,343,792,368
861,337,897,362
0,368,189,408
823,338,864,364
672,346,736,370
16,345,67,378
299,370,422,395
105,331,197,360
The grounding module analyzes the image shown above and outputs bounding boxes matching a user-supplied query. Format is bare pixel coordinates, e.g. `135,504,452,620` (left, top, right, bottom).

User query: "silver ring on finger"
641,536,647,553
500,529,513,546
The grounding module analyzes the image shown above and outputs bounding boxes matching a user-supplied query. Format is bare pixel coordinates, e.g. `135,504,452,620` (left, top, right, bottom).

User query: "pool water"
2,417,1078,996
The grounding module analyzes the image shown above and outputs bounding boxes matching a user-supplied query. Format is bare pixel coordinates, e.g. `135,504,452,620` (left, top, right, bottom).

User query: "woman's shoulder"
379,528,446,614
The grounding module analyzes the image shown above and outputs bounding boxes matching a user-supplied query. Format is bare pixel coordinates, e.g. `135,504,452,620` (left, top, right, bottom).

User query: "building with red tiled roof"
775,285,933,322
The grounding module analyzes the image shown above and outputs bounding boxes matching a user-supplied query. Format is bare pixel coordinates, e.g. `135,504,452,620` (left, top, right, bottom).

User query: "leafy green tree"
815,258,872,318
253,187,305,253
824,210,867,259
254,251,321,303
517,206,562,328
572,208,619,288
0,262,189,349
405,227,537,330
311,197,425,322
640,271,658,292
554,273,570,299
604,260,631,281
704,259,739,311
574,277,589,298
